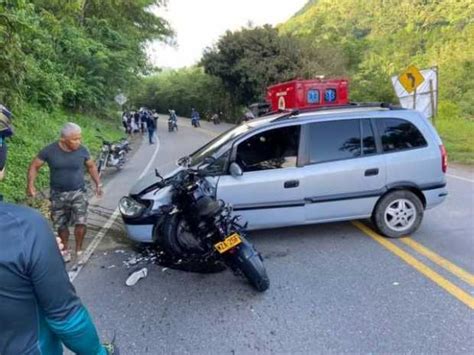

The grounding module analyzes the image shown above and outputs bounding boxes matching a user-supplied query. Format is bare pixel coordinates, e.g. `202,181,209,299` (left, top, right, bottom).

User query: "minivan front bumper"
124,224,154,243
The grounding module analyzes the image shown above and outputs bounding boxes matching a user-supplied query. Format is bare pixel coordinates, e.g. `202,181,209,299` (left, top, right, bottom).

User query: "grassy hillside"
281,0,473,164
1,105,123,202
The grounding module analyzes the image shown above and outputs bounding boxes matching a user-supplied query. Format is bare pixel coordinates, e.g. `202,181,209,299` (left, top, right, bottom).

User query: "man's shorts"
50,188,88,230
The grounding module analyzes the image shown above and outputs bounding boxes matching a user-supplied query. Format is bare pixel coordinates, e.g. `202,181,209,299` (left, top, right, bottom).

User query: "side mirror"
229,162,243,177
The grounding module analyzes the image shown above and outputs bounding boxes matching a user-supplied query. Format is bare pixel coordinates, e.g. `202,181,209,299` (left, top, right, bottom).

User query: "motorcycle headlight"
119,196,145,217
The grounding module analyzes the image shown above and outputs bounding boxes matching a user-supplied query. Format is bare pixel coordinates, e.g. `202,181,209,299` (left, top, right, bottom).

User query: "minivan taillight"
440,145,448,173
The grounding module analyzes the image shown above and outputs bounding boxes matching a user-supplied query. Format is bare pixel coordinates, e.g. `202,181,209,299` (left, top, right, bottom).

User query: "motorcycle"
151,158,269,292
96,137,130,177
211,114,220,125
168,117,178,132
191,117,200,128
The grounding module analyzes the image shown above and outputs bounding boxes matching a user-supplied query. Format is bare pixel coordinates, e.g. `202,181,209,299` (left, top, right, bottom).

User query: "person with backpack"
0,104,118,354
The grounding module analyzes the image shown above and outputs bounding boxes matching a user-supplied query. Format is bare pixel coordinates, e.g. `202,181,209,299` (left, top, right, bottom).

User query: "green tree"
201,25,304,105
0,0,172,114
131,67,242,121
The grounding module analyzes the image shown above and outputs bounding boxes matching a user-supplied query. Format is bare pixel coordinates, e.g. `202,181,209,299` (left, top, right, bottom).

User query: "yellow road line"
352,221,474,309
400,238,474,286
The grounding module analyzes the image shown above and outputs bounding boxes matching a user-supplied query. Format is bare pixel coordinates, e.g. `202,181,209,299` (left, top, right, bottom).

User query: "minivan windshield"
188,124,250,165
184,111,291,166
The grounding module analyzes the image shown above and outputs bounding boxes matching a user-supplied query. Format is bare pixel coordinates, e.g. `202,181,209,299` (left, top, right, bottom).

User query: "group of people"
122,108,159,144
0,103,118,354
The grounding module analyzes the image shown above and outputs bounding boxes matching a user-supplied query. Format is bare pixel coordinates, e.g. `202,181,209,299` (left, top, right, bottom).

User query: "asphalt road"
71,118,474,354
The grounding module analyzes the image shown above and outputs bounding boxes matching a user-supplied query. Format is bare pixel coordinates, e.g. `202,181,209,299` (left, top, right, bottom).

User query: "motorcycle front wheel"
161,214,225,273
230,238,270,292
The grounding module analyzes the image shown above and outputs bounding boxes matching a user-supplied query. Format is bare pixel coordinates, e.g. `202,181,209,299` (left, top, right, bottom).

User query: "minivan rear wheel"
372,190,424,238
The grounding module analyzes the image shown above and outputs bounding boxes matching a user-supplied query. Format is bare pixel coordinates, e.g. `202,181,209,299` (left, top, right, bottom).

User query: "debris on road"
126,267,148,286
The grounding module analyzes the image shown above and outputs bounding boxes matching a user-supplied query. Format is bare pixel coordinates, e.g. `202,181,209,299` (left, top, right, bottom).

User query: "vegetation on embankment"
280,0,473,164
1,104,123,202
436,103,474,165
0,1,171,201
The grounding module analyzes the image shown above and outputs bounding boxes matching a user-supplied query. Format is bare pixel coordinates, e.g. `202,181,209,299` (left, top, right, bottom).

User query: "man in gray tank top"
27,123,103,263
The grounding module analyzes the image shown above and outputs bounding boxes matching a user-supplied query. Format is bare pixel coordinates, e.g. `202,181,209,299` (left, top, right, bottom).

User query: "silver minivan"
120,106,448,242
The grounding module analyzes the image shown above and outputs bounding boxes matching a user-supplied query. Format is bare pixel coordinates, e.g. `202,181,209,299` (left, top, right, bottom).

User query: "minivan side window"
309,120,361,163
236,125,300,172
376,118,427,152
362,119,377,155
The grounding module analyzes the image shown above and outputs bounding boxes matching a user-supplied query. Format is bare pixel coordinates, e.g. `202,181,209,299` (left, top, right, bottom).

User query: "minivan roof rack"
269,102,402,121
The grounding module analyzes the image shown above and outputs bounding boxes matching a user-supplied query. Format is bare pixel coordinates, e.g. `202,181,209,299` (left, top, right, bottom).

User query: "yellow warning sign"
399,65,425,93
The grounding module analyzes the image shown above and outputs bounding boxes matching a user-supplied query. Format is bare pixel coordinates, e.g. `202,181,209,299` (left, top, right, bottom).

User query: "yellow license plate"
214,233,242,254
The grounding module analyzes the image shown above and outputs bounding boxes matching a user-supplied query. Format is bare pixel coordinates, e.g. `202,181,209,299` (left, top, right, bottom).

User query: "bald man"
27,123,102,263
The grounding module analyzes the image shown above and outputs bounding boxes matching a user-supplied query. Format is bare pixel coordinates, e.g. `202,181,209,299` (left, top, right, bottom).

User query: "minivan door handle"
364,168,379,177
284,180,299,188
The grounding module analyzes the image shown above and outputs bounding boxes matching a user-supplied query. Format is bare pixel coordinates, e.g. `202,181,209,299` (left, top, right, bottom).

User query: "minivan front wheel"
372,190,424,238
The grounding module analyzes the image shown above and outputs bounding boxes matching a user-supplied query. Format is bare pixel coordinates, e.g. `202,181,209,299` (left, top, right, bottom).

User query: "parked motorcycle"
151,158,269,292
96,137,130,177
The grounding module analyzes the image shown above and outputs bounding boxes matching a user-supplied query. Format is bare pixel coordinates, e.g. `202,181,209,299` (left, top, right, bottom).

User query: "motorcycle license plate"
214,233,242,254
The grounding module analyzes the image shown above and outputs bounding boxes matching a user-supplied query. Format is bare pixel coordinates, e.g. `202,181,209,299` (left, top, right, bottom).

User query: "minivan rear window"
376,118,427,152
308,120,361,163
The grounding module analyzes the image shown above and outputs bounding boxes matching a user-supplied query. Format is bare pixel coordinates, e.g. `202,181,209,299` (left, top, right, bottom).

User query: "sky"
148,0,308,69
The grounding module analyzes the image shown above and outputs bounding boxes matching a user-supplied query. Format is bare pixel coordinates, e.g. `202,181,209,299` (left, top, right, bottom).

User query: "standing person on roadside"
191,108,200,127
0,118,118,355
152,109,159,124
121,111,130,134
139,108,148,134
132,110,140,133
146,112,156,144
27,123,103,264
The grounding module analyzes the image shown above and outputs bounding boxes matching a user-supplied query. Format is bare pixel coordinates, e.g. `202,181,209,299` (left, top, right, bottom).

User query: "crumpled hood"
129,166,183,195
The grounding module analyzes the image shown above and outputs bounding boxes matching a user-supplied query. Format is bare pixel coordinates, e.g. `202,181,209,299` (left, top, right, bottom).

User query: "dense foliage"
280,0,473,119
130,67,242,121
134,25,347,120
0,0,172,201
0,0,171,113
201,25,329,105
2,103,124,202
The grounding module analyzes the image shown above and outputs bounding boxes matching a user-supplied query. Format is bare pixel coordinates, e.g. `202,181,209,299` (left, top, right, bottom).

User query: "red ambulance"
266,78,349,112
